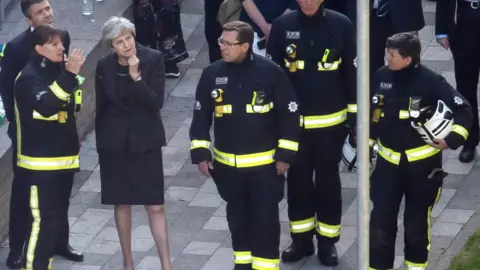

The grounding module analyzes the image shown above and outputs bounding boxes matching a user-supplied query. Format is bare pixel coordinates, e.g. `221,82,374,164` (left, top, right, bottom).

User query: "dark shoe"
55,245,84,262
281,240,314,262
459,147,475,163
6,252,22,269
165,63,180,78
317,244,339,266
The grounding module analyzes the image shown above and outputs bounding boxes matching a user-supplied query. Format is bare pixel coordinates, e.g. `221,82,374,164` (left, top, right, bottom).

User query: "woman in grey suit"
96,16,172,270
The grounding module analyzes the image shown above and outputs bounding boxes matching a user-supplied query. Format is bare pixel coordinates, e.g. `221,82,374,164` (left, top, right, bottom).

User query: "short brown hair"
31,24,63,48
386,32,421,65
222,21,254,47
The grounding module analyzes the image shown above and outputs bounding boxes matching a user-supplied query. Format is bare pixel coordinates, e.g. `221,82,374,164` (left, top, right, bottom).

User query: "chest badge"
286,31,300,40
212,88,224,117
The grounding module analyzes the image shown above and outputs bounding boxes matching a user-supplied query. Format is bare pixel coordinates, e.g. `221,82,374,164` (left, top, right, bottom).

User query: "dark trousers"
8,135,71,257
369,154,443,269
8,139,29,256
450,3,480,149
204,0,223,63
23,173,74,270
370,14,394,79
286,125,347,245
213,163,284,270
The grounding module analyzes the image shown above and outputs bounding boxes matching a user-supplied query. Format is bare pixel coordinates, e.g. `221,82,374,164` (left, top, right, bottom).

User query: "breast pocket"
245,90,274,114
317,48,342,71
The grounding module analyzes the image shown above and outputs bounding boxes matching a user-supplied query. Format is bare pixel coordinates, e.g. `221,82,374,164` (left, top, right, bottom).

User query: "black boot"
281,238,314,262
459,146,476,163
317,243,339,266
6,252,22,269
54,245,84,262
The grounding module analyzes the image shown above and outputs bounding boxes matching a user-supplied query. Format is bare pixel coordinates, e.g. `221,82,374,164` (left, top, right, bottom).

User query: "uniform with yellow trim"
368,61,473,269
189,52,300,270
14,49,81,270
266,3,357,266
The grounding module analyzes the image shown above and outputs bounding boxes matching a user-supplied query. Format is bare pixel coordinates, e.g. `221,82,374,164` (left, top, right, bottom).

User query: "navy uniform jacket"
0,27,70,138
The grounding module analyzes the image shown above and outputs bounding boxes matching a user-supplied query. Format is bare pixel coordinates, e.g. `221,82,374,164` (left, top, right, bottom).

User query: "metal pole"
356,0,370,269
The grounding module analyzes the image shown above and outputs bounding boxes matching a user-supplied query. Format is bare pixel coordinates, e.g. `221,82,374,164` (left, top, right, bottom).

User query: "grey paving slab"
2,0,480,269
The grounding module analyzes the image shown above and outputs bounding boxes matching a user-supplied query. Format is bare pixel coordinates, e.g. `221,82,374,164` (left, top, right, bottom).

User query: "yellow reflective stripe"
316,222,340,238
405,145,440,162
380,110,410,119
215,104,232,116
49,81,70,101
32,111,62,121
289,217,315,233
284,59,305,70
246,102,274,113
369,139,376,147
17,154,80,171
278,139,298,151
301,109,347,129
48,258,53,270
377,141,401,165
213,148,275,168
190,140,211,150
347,104,357,113
234,251,252,264
317,59,342,71
427,206,432,251
452,124,469,140
399,110,410,119
404,260,427,270
25,186,40,270
252,257,280,270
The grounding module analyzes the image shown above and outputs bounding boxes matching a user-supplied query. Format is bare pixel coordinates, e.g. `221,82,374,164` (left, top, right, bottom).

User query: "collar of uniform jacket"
298,3,326,24
225,52,255,69
31,52,62,73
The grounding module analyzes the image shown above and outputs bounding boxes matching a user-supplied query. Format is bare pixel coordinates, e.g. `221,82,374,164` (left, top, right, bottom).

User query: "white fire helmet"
341,134,378,172
411,100,454,144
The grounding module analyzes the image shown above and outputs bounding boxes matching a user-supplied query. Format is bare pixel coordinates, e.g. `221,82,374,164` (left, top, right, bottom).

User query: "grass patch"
449,227,480,270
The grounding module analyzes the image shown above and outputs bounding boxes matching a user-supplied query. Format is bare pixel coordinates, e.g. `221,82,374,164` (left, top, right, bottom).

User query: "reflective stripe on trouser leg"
316,221,341,238
289,217,315,233
25,186,41,270
404,260,427,270
252,257,280,270
234,251,252,264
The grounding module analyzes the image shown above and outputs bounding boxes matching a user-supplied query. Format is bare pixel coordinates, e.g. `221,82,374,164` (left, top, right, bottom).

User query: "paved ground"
1,0,480,269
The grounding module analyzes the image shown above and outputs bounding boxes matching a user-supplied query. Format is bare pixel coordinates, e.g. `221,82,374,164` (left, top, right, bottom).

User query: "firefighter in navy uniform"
368,33,472,270
266,0,356,266
0,1,84,268
189,21,300,270
13,25,85,270
435,0,480,163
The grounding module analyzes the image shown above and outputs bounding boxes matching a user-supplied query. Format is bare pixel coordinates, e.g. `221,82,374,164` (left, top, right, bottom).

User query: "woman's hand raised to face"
128,54,140,80
65,49,85,75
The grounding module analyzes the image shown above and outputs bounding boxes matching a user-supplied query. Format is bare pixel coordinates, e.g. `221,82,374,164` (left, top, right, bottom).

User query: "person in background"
435,0,480,163
240,0,296,56
133,0,188,78
0,0,83,268
96,16,172,270
204,0,224,63
346,0,425,80
14,24,85,270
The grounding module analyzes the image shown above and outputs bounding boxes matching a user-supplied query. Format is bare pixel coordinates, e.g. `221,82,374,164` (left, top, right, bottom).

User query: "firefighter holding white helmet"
367,32,473,270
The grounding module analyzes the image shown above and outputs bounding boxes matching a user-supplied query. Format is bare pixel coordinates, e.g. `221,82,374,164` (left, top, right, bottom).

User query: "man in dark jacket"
346,0,425,78
435,0,480,163
190,21,301,270
0,0,83,268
